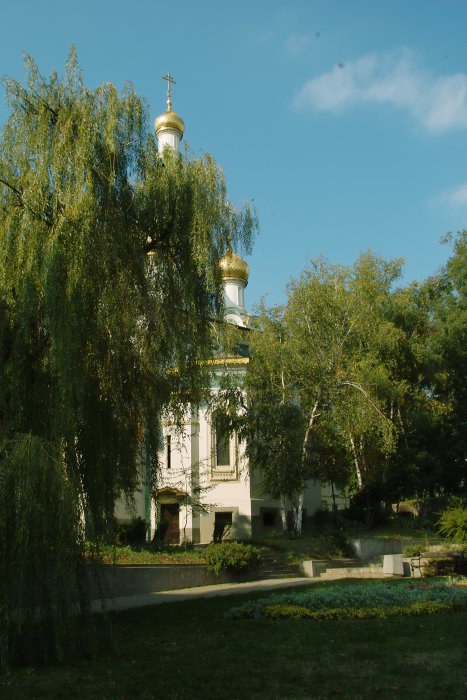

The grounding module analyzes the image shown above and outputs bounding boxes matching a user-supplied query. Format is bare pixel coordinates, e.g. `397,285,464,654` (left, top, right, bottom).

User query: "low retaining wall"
349,537,446,563
87,564,243,600
350,537,403,562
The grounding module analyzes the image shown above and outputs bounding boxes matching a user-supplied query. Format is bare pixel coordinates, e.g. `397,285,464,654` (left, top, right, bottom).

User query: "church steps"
257,550,302,579
317,564,385,580
301,556,388,580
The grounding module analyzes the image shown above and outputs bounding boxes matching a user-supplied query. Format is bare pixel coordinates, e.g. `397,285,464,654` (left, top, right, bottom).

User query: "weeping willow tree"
0,435,90,669
0,49,255,666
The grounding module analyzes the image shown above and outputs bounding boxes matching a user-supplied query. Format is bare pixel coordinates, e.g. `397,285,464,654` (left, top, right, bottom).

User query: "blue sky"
1,0,466,308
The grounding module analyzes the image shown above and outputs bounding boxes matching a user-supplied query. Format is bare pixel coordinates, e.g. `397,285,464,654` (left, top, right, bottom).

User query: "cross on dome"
154,72,185,151
162,73,176,111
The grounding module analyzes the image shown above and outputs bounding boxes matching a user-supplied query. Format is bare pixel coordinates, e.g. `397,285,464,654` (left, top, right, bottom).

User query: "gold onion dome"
154,108,185,137
219,247,249,284
154,73,185,139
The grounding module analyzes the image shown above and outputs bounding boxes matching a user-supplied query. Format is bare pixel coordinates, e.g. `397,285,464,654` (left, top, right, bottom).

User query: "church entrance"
160,503,180,544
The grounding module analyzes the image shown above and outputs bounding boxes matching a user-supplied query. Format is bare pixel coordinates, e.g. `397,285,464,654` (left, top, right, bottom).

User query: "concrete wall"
350,537,403,562
87,564,250,600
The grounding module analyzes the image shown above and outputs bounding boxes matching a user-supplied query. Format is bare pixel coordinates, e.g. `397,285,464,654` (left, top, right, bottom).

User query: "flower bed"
225,579,467,621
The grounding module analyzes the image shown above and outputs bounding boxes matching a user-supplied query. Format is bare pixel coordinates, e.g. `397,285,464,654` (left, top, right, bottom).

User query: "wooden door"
161,503,180,544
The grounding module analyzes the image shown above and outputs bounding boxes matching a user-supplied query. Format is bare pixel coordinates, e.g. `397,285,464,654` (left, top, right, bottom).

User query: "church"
115,77,321,543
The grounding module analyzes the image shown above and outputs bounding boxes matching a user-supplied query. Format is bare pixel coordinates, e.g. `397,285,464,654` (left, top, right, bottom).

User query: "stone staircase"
318,561,385,580
257,549,389,581
302,556,386,580
257,539,459,583
257,549,302,579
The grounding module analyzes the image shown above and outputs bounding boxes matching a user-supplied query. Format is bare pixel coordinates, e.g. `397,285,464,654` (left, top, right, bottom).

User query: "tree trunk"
280,494,288,532
397,405,409,450
293,489,305,534
303,395,321,462
294,394,321,536
330,479,337,512
330,479,339,526
350,435,363,489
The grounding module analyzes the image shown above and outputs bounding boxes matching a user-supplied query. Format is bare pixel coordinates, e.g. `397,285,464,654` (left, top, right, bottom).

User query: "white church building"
115,79,321,543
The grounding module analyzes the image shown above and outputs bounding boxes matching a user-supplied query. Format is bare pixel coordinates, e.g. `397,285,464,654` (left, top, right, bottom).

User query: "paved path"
91,576,316,613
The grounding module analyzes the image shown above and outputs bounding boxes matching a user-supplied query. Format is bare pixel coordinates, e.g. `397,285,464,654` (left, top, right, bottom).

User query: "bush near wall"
203,541,261,576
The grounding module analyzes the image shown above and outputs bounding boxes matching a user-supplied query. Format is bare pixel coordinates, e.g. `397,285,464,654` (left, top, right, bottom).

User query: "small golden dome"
219,247,249,284
154,108,185,137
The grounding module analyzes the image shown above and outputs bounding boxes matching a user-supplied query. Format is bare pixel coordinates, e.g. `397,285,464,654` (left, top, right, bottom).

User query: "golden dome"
219,247,249,284
154,108,185,137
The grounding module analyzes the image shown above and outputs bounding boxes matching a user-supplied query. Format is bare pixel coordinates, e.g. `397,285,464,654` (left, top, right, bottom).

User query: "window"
165,434,171,470
214,511,233,542
210,411,238,480
214,413,230,467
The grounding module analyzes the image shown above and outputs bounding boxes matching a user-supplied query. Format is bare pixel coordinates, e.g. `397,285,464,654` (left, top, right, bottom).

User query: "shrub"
311,508,335,531
402,545,422,557
390,512,421,531
347,485,387,529
203,541,261,576
117,517,146,545
423,557,456,577
264,604,315,619
436,504,467,545
262,601,454,621
327,530,353,557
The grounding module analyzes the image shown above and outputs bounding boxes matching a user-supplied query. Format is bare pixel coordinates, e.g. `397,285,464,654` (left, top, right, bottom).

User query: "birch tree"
244,254,401,533
242,306,308,531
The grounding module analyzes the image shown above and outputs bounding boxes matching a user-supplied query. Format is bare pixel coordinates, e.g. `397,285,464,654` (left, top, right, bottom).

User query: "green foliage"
241,306,307,503
243,236,466,524
402,544,423,557
408,231,467,496
203,541,260,576
326,530,353,557
423,558,456,577
263,603,316,619
262,601,454,620
115,517,147,545
0,48,256,535
0,434,90,670
389,511,428,531
243,253,405,532
225,579,467,620
0,50,256,668
437,503,467,544
84,542,203,565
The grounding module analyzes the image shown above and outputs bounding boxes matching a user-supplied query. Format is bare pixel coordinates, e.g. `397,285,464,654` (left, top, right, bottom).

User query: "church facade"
115,79,321,543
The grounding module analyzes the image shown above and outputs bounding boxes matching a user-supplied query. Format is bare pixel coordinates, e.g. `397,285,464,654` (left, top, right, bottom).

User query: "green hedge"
203,541,261,576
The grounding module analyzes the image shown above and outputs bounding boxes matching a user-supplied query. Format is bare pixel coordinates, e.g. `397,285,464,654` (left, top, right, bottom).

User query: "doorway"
160,503,180,544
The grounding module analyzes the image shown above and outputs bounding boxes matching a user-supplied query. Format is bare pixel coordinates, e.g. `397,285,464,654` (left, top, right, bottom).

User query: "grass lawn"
89,543,205,565
2,582,467,700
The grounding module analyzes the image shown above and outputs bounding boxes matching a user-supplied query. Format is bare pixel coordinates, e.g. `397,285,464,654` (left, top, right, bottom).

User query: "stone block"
301,560,326,578
383,554,404,576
